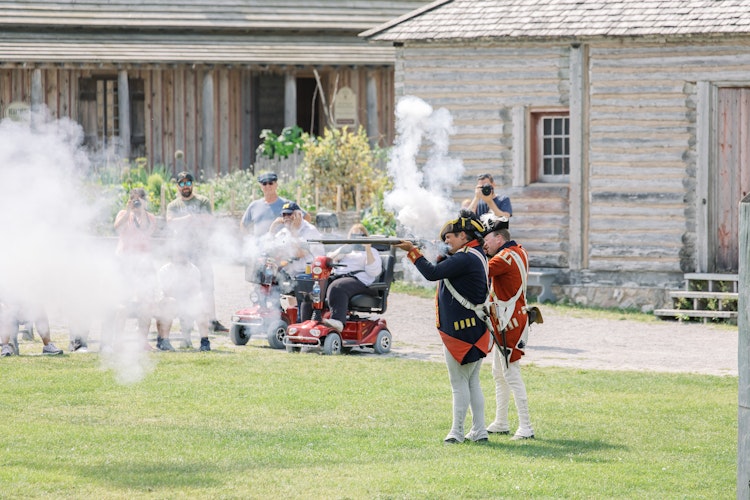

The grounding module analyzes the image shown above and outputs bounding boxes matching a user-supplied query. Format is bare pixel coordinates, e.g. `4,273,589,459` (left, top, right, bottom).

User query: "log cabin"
363,0,750,310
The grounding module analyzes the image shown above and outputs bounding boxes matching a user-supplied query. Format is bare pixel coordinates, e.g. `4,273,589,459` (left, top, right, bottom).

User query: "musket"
307,237,409,246
485,305,509,368
307,237,432,248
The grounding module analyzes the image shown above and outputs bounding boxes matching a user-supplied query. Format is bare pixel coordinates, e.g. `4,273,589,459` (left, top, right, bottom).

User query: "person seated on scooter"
269,202,325,322
268,202,325,276
322,224,382,333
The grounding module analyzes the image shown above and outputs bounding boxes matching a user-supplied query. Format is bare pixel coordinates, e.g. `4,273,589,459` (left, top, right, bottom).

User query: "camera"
481,184,493,196
132,199,142,208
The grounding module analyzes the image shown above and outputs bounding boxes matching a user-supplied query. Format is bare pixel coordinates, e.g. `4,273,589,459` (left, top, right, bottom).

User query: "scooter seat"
349,291,381,309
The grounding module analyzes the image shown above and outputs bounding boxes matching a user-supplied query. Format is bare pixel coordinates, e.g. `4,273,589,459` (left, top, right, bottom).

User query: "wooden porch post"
30,69,42,130
117,70,131,161
568,43,589,271
201,70,215,178
739,193,750,499
366,69,378,147
284,71,296,129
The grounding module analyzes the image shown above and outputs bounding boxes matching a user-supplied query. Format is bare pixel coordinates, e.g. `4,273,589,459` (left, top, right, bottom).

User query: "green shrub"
193,169,259,215
300,126,389,213
360,189,397,236
256,126,307,159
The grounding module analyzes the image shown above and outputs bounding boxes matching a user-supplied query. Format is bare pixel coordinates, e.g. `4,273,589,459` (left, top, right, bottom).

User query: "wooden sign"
4,101,30,122
333,87,358,128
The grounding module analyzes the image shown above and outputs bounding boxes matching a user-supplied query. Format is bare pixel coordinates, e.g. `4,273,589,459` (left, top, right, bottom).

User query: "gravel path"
214,264,738,377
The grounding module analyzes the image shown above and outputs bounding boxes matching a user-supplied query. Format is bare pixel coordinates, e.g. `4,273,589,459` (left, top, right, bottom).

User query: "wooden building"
0,0,426,177
363,0,750,308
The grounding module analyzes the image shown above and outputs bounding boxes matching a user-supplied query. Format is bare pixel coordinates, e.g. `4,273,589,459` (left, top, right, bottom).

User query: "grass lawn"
0,347,736,499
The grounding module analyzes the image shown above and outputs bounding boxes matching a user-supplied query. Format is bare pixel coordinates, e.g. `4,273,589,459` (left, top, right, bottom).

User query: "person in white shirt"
267,202,325,277
322,224,382,333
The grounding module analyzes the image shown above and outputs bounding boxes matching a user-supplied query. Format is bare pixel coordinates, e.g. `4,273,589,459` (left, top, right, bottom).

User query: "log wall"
0,64,396,178
395,37,750,278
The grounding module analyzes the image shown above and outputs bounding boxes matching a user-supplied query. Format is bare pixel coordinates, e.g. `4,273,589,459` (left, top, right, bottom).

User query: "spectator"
241,172,310,236
481,213,535,440
322,224,382,333
268,201,325,276
0,302,62,356
154,248,211,351
268,201,325,322
111,187,157,351
468,173,512,219
166,171,228,333
396,210,491,444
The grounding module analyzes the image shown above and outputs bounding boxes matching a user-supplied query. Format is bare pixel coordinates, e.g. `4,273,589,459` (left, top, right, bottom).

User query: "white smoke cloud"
384,96,463,240
0,109,151,383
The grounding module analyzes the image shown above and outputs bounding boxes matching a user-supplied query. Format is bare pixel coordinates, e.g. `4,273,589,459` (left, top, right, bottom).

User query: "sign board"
4,101,31,123
333,87,358,128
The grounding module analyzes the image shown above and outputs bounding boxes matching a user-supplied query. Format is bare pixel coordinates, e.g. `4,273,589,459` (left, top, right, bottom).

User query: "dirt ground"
212,264,738,377
25,262,735,377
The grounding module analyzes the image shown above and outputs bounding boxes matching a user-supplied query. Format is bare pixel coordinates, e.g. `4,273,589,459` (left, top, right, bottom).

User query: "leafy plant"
193,169,259,215
300,126,388,212
256,126,307,159
360,189,397,236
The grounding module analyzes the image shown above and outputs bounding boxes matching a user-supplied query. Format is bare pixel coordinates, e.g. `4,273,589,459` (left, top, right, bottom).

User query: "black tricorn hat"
480,213,509,236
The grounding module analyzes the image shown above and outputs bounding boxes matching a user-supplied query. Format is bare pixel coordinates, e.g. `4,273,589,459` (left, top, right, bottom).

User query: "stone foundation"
545,284,671,313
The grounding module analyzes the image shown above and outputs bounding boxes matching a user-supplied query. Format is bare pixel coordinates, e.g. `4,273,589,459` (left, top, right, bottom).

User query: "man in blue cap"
240,172,290,236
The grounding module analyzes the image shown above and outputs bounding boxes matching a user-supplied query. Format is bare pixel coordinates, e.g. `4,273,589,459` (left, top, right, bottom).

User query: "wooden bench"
527,267,558,303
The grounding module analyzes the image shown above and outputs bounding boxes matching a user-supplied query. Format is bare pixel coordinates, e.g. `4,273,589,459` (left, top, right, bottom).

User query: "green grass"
391,280,436,299
0,348,736,499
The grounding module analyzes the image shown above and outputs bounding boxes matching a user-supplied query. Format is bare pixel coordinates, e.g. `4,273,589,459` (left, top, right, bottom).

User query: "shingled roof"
0,0,428,66
0,0,428,32
361,0,750,41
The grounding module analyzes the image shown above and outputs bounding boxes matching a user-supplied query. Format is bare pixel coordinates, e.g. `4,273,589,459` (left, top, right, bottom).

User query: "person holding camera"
114,188,157,257
468,173,512,219
110,187,158,351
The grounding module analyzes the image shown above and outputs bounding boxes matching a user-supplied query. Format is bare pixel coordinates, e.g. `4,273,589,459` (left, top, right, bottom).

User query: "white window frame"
535,113,570,183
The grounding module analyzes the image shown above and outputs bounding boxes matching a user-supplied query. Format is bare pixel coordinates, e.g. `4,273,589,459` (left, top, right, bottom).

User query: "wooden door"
713,87,750,273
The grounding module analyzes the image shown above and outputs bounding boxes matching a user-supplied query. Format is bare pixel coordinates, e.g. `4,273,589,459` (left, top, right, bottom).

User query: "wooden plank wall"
586,39,750,274
0,67,79,121
0,65,395,180
396,37,750,275
397,42,571,268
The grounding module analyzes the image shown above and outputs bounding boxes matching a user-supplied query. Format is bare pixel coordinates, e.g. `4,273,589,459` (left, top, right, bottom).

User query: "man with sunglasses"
166,171,228,340
240,172,291,236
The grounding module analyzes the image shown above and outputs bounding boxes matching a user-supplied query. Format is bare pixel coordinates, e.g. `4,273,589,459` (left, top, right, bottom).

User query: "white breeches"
490,347,533,433
443,345,486,441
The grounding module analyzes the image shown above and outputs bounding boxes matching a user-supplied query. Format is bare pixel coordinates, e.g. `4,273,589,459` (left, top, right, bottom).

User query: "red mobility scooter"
283,241,397,355
229,255,299,349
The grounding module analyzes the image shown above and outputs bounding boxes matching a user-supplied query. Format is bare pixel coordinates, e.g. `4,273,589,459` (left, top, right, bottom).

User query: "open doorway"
297,77,321,137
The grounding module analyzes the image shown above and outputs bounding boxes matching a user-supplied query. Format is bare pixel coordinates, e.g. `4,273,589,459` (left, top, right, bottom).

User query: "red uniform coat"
488,241,528,363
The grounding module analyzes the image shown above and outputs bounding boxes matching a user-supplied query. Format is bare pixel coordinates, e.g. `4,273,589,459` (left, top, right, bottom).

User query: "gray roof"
0,32,397,65
0,0,428,32
361,0,750,41
0,0,428,66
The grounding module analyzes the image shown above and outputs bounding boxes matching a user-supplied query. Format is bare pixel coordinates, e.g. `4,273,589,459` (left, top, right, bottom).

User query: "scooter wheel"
322,333,342,355
266,319,288,350
373,329,392,354
229,324,250,346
